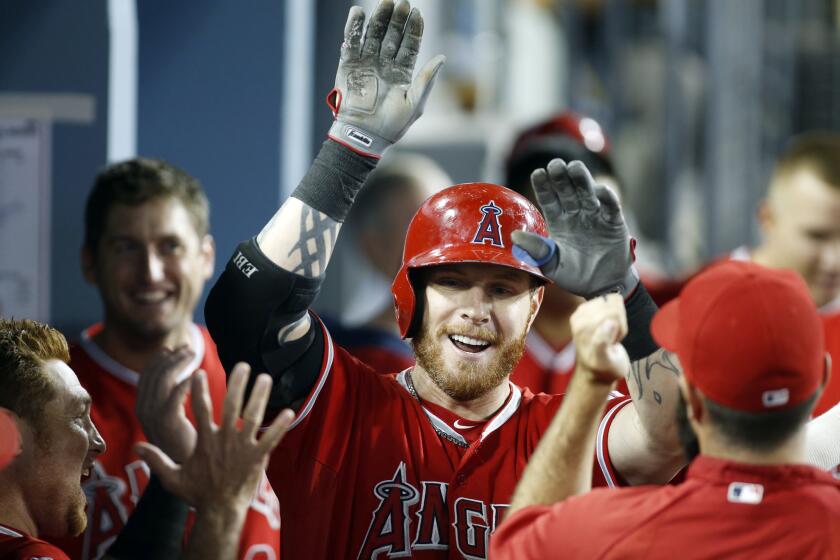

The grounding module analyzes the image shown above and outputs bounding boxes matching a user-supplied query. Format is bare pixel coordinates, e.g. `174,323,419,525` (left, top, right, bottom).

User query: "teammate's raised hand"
570,294,630,384
135,362,294,511
328,0,445,158
511,159,639,298
136,345,197,463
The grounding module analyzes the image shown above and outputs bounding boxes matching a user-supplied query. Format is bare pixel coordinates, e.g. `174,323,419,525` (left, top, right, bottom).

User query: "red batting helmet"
391,183,549,338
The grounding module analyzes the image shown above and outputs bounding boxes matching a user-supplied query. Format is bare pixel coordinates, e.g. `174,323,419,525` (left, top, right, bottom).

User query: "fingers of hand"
190,370,216,441
223,363,251,432
394,7,423,70
241,373,273,440
381,0,411,60
361,0,395,58
571,294,628,342
135,442,181,492
567,161,600,212
341,6,365,62
258,409,296,456
594,184,623,222
530,168,562,218
409,54,445,108
545,159,579,211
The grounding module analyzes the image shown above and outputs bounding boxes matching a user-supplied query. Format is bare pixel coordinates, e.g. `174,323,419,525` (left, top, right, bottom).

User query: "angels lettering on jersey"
358,463,507,560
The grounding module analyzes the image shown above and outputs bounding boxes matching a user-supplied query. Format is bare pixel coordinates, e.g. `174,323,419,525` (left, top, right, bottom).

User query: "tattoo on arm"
287,206,339,277
629,350,680,405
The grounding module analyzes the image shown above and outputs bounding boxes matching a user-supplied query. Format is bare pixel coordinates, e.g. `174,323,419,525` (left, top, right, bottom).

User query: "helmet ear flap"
404,269,426,339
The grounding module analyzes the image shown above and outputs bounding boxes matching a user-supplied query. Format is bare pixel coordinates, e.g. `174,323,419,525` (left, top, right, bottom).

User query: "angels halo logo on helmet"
391,183,550,338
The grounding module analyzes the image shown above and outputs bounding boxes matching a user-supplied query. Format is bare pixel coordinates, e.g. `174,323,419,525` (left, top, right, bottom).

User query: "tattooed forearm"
286,206,339,277
628,350,680,405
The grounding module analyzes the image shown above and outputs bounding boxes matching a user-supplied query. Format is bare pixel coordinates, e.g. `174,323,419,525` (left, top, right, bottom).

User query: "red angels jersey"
511,331,629,396
0,524,70,560
268,320,631,559
49,324,281,560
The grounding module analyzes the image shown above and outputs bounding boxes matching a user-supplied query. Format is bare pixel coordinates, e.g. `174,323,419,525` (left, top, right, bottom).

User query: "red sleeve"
594,395,632,488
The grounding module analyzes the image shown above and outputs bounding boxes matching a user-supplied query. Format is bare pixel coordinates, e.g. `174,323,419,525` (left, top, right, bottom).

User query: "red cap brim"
0,410,20,470
651,299,681,352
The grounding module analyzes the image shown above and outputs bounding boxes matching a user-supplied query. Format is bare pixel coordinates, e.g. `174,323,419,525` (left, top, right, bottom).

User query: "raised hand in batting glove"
328,0,445,158
511,159,639,299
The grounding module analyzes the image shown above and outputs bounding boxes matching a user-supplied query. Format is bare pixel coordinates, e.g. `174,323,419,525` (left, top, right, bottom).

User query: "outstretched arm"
205,0,444,409
508,294,630,516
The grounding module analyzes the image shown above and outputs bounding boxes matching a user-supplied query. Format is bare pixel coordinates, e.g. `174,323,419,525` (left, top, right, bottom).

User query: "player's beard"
67,487,88,536
412,323,528,402
676,393,700,462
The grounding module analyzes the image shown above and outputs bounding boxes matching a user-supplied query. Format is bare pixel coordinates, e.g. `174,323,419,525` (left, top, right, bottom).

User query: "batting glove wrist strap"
290,139,377,223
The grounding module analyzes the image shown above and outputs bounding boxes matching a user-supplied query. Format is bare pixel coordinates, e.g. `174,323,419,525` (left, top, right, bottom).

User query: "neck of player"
410,364,512,421
0,480,38,536
698,426,810,466
94,321,195,374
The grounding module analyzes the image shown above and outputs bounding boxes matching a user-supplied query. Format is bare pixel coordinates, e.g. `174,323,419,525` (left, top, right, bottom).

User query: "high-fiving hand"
135,363,295,512
328,0,445,158
511,159,639,298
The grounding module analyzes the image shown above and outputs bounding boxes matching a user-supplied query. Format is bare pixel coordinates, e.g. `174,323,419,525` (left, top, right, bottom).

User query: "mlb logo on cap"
762,388,790,408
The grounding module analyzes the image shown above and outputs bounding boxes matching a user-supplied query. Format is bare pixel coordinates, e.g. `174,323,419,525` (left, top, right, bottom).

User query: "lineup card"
0,118,51,322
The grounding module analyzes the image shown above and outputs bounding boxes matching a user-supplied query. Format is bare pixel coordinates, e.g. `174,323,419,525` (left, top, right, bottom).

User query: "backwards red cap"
651,260,824,412
0,409,20,470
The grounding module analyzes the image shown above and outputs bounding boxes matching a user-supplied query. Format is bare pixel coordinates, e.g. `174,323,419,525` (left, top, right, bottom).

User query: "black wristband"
290,139,377,223
621,282,660,361
106,475,189,560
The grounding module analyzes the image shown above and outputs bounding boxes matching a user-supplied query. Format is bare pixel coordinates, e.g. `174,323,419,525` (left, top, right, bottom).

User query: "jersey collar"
79,323,205,386
395,369,523,445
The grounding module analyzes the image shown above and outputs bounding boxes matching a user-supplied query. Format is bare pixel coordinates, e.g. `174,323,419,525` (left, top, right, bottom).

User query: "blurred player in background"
749,132,840,416
492,261,840,558
52,159,280,559
324,152,450,373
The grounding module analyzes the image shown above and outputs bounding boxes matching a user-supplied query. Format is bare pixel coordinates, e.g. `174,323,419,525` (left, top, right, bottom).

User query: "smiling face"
411,263,542,401
83,197,215,343
14,360,105,537
759,168,840,307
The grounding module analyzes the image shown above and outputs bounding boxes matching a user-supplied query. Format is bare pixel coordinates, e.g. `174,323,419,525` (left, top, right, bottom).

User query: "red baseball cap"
0,409,21,470
651,260,824,412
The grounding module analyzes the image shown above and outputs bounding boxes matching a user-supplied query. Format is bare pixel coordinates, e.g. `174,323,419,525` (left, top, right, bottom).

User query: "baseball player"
50,158,280,559
201,2,693,558
492,261,840,558
0,318,290,560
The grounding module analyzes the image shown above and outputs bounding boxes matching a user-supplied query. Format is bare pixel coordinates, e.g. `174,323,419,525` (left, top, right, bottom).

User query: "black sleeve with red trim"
205,237,325,411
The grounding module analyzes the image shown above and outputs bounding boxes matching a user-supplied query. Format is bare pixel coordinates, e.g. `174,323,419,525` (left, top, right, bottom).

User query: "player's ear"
81,246,97,285
683,381,705,424
756,198,774,234
200,234,216,280
527,285,544,330
821,352,832,390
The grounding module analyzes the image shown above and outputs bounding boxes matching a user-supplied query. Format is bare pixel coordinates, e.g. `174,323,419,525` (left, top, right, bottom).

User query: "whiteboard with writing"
0,119,51,321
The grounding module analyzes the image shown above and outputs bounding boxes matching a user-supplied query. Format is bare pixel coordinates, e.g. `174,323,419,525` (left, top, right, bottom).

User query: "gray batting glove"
511,159,639,299
327,0,445,158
